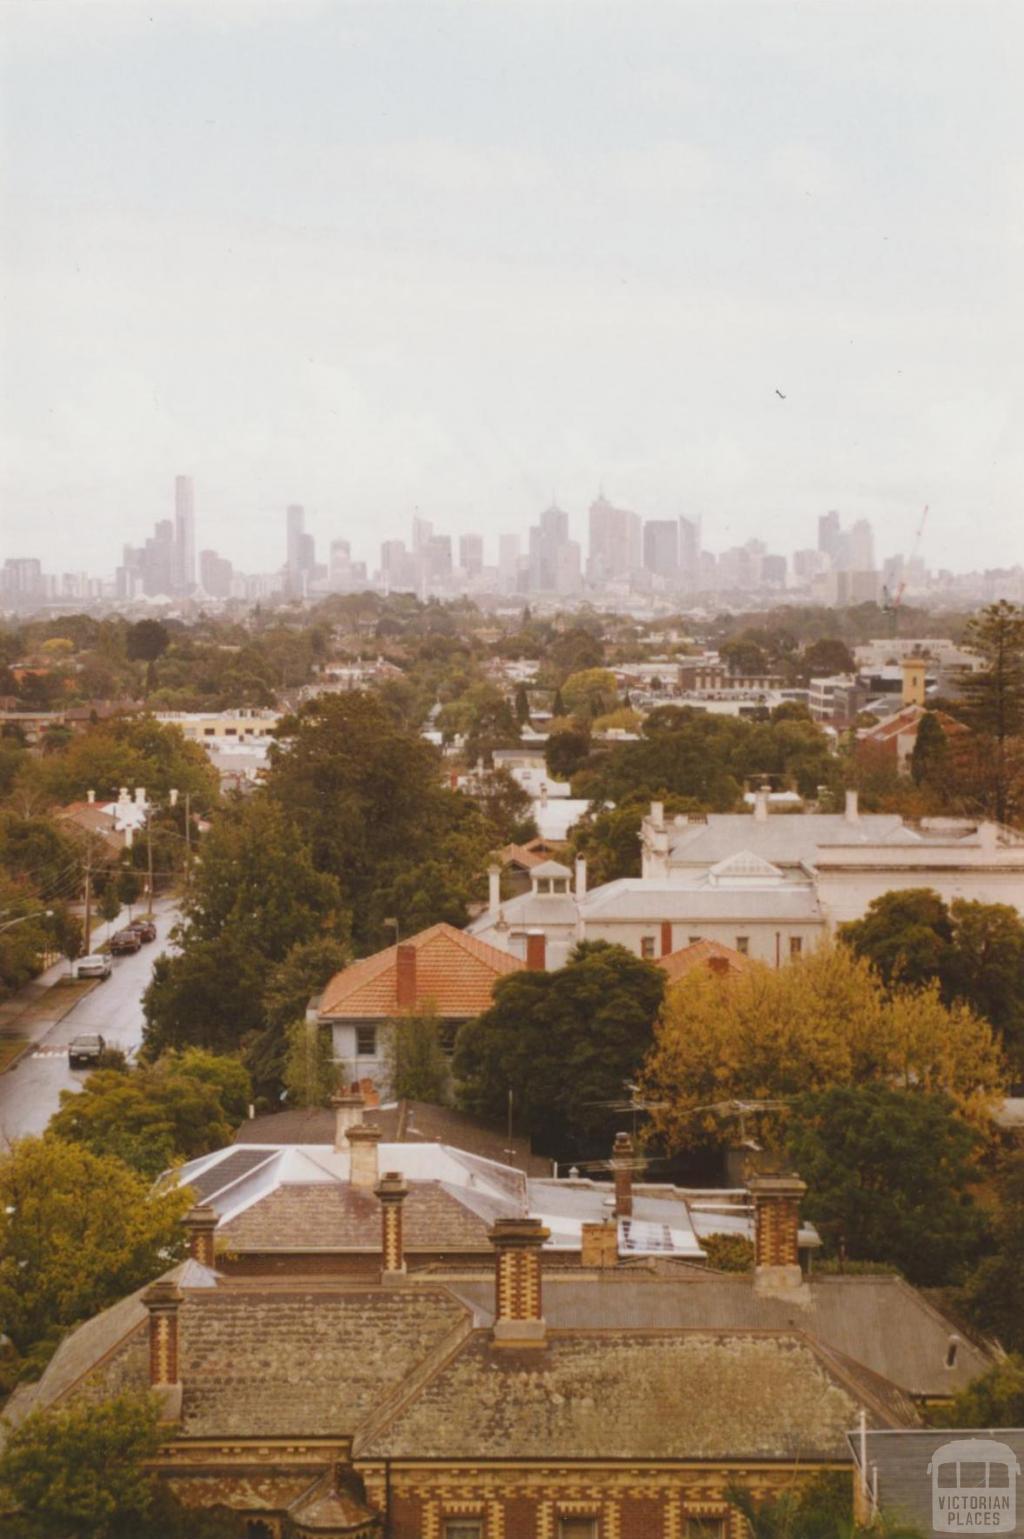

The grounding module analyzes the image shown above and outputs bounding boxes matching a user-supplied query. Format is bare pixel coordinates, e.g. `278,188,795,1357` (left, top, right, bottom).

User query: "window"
789,936,803,957
641,936,656,959
559,1520,598,1539
686,1521,727,1539
537,877,551,894
444,1524,483,1539
553,877,569,893
355,1025,377,1057
688,935,702,946
735,936,749,954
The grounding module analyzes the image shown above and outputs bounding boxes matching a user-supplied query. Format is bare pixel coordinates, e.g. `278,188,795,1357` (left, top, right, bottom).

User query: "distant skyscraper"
498,532,521,594
642,520,679,579
587,494,642,582
678,516,701,590
528,504,574,592
459,533,484,576
818,511,841,566
285,504,315,595
845,518,875,573
174,476,196,594
199,548,234,598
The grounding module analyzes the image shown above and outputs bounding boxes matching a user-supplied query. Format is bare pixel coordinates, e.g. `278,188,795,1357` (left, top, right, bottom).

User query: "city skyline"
2,2,1023,576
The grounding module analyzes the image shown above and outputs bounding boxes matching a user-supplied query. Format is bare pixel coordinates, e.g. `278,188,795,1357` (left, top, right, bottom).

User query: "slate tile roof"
318,923,524,1019
357,1329,899,1461
219,1180,494,1253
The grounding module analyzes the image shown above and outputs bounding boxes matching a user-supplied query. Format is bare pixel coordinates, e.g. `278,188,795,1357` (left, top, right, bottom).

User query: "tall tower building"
285,505,315,595
817,511,841,566
174,476,196,594
642,520,679,579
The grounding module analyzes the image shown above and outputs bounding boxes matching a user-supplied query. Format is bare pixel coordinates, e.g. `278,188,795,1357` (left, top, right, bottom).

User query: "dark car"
126,918,157,942
109,928,142,955
68,1034,106,1068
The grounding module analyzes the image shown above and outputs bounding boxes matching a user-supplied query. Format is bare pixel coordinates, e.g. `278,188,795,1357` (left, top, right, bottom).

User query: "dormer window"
537,878,551,894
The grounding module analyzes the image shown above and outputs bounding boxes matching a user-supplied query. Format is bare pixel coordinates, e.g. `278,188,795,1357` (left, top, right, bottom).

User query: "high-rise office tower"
587,494,642,582
199,549,234,598
498,532,521,593
678,516,701,590
845,518,875,573
285,504,315,594
817,510,841,566
174,476,196,594
459,533,484,576
642,520,679,579
528,504,574,592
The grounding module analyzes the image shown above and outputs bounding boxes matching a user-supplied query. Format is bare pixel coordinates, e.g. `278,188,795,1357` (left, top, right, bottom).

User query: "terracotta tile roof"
219,1180,494,1253
358,1328,906,1461
498,841,549,869
860,706,968,746
318,923,524,1020
658,938,754,982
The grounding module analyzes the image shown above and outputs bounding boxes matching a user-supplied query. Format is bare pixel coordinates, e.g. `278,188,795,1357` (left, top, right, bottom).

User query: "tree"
545,727,592,782
282,1019,337,1108
941,1355,1024,1428
0,1392,165,1539
262,936,352,1034
385,1007,450,1103
99,882,122,932
463,766,537,845
125,619,170,691
570,794,702,885
801,637,856,677
46,1051,251,1178
726,1477,926,1539
455,942,666,1162
116,866,142,914
30,715,219,810
956,599,1024,823
642,944,1004,1151
840,888,953,989
561,668,619,721
0,1138,190,1360
785,1086,985,1285
959,1151,1024,1352
720,639,767,676
909,710,952,790
514,682,531,726
142,934,266,1056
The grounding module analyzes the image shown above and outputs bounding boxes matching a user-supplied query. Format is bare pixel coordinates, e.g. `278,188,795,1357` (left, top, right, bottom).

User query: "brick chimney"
612,1131,634,1218
183,1204,217,1267
525,930,546,970
575,856,587,900
346,1122,382,1189
750,1172,808,1296
331,1089,365,1152
581,1219,618,1269
488,864,502,919
489,1216,549,1347
141,1279,183,1418
375,1170,408,1278
395,943,417,1009
660,920,673,957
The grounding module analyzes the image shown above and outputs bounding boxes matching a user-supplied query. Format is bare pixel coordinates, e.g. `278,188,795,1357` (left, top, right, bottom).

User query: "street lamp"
0,909,54,936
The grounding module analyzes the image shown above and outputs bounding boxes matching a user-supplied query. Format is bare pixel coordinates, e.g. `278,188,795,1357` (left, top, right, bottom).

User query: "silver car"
74,954,112,980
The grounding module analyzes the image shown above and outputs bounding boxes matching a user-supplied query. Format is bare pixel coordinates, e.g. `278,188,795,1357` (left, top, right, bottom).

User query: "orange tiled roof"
658,938,753,983
860,706,967,746
498,842,549,869
318,923,524,1020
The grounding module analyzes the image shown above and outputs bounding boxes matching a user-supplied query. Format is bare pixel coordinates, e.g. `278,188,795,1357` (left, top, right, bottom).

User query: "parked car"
73,954,112,980
109,929,143,955
126,918,157,942
68,1034,106,1068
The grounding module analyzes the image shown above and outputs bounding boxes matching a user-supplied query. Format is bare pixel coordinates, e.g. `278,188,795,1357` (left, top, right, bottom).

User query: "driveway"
0,899,180,1143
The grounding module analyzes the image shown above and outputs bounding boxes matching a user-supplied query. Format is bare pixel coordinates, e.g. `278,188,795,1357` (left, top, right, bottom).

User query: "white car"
74,954,112,980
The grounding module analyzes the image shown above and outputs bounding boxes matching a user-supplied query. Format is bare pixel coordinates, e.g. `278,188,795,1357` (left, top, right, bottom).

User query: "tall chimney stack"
346,1122,382,1189
753,785,770,822
612,1131,635,1218
141,1279,183,1418
331,1089,365,1153
375,1171,408,1278
489,1216,549,1347
183,1204,218,1267
488,864,502,919
750,1172,807,1297
395,943,417,1009
575,856,587,901
844,788,859,824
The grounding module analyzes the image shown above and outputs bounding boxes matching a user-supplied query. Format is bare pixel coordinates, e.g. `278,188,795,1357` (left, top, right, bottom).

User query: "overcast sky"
2,0,1022,578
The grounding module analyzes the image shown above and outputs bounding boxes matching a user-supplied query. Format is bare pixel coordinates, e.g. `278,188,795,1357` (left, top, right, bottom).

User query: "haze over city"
2,0,1023,577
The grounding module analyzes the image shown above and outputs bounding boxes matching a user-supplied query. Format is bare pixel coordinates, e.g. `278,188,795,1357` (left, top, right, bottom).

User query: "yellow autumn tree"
641,943,1005,1150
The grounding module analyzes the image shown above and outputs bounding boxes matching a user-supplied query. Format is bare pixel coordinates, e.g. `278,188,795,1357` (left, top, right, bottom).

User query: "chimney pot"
86,788,95,804
346,1122,382,1188
375,1170,408,1277
183,1203,218,1267
844,788,859,824
650,800,664,830
575,856,587,900
395,943,417,1009
525,930,546,971
612,1130,635,1218
488,1216,549,1347
134,786,146,806
331,1089,365,1152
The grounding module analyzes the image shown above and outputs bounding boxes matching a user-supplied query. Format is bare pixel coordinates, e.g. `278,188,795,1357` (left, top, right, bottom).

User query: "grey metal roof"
665,814,909,867
583,878,823,921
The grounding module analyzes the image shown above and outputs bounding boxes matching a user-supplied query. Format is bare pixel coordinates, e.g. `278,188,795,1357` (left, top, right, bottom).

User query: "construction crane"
882,504,929,637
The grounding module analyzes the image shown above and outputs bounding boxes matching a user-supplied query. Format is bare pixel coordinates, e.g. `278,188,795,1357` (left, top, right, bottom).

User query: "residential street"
0,899,180,1143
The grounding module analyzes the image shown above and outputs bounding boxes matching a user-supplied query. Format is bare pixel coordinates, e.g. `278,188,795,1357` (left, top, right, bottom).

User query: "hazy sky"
2,0,1022,577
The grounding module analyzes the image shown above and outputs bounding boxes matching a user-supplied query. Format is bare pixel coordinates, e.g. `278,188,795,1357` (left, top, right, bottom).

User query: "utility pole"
146,814,154,917
184,791,192,891
83,841,93,956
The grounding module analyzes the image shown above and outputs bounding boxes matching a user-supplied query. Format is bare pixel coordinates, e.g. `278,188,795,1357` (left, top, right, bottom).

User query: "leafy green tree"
47,1051,251,1178
142,934,266,1055
840,888,953,989
956,599,1024,823
30,716,219,810
262,935,353,1034
785,1086,985,1285
910,710,952,790
726,1476,926,1538
126,618,170,691
0,1138,190,1360
720,638,768,675
514,682,531,725
282,1019,337,1108
561,668,619,721
99,882,122,931
115,866,142,915
942,1355,1024,1428
385,1007,451,1103
545,727,592,783
801,637,856,677
959,1151,1024,1352
463,766,537,845
454,941,665,1162
0,1392,165,1539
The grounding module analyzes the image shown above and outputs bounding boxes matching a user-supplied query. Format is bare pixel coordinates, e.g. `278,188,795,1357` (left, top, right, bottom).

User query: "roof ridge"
352,1307,476,1456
